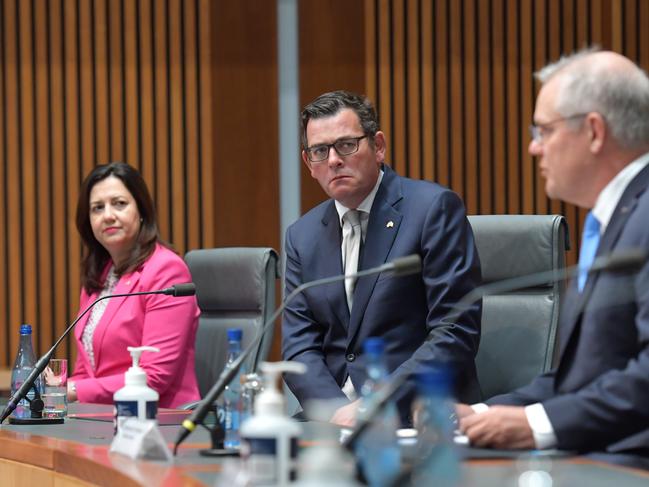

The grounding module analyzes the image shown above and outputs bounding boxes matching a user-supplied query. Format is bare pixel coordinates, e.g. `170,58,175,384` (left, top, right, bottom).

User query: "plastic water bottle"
223,328,244,449
410,369,460,485
10,324,43,419
355,337,400,487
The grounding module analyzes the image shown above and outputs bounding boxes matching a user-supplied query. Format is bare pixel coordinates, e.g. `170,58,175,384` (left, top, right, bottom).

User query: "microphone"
172,254,423,454
0,283,196,424
341,248,648,452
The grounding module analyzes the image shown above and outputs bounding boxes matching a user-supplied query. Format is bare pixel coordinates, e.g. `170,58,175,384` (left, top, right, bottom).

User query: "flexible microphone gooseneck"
341,248,648,452
0,283,196,424
172,254,423,455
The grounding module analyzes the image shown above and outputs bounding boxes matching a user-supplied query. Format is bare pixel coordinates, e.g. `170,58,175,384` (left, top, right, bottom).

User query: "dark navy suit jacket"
282,164,482,417
488,164,649,455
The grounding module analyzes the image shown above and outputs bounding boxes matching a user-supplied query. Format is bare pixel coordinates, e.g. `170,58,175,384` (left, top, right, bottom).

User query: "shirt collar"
592,151,649,233
335,169,385,226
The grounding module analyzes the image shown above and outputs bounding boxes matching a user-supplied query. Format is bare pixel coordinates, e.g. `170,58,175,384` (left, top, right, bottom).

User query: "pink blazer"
71,244,201,407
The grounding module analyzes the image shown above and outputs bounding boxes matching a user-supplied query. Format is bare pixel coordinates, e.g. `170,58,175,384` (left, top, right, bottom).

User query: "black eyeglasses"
529,113,588,143
305,135,369,163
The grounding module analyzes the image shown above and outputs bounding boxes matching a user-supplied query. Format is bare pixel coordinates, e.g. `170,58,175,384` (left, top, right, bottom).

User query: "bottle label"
113,400,157,434
240,436,298,483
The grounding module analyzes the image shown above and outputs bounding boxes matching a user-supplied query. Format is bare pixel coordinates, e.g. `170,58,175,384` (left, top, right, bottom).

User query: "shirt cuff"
471,403,489,413
524,403,558,449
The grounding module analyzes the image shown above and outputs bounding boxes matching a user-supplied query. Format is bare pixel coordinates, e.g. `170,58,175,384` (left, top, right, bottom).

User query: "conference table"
1,402,648,486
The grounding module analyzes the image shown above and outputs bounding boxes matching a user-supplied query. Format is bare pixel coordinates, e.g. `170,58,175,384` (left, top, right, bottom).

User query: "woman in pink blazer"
68,162,200,408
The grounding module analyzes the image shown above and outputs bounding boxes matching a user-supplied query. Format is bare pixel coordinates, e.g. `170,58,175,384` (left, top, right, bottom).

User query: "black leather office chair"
468,214,569,400
185,247,280,398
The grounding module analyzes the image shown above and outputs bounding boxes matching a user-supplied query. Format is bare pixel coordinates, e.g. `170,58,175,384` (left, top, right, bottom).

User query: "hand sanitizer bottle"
240,361,306,486
113,346,160,433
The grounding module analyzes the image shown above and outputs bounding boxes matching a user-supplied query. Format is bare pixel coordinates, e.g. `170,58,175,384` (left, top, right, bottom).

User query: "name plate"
110,418,172,462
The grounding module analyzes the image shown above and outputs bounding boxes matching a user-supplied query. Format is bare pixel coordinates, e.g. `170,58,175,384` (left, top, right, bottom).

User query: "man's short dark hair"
300,90,380,148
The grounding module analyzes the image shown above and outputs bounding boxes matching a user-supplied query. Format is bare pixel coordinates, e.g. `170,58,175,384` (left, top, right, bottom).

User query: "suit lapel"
90,269,142,367
557,165,649,362
317,202,349,330
348,167,403,341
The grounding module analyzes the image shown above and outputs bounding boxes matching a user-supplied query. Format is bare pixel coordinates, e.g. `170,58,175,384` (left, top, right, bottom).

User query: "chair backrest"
185,247,280,398
468,214,569,400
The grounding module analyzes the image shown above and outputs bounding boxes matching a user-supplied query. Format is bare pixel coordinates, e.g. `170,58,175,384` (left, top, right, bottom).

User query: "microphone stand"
173,254,423,456
0,284,194,425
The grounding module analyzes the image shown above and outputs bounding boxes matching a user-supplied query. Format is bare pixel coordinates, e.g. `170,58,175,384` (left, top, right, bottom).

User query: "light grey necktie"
342,209,362,312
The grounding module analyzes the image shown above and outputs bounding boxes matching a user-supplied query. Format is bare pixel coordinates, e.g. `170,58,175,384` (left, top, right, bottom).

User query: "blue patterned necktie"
577,211,601,292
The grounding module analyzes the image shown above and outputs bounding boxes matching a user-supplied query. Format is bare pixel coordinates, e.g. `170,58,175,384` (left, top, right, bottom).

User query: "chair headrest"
468,215,568,285
185,247,278,311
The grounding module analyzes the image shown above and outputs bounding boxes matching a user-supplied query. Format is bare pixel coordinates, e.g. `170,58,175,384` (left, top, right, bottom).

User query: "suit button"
346,353,356,362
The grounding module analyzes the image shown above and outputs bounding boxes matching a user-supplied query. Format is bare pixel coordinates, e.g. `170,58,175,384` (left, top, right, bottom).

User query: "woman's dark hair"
76,162,166,292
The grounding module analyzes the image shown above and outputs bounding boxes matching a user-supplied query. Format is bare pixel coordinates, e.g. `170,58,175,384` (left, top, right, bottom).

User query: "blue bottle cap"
363,336,385,355
20,324,32,335
227,328,243,341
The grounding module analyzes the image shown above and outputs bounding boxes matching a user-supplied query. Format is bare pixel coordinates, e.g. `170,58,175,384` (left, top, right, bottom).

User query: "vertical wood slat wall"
0,0,215,365
364,0,649,266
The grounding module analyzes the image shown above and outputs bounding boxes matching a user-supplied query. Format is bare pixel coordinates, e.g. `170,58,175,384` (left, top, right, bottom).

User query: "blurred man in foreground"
459,49,649,466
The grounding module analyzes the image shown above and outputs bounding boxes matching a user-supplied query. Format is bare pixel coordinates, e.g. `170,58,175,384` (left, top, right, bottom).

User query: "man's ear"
587,112,606,154
302,150,314,176
373,131,387,162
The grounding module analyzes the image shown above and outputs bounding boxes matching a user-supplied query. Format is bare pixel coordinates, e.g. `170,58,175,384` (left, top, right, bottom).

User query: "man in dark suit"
282,90,482,426
459,50,649,460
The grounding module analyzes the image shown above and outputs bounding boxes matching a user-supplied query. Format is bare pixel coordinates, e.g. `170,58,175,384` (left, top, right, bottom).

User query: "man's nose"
326,146,344,166
528,138,542,156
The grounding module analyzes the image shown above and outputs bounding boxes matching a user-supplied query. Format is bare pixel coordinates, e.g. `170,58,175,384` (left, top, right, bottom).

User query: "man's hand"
459,405,535,449
455,403,476,420
330,399,362,427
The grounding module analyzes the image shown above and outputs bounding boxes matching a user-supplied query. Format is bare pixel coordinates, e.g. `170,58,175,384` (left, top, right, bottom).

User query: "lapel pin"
386,221,394,228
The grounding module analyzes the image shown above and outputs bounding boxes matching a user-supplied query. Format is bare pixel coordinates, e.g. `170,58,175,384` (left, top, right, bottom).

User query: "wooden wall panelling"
406,0,422,181
34,0,55,356
138,0,155,188
169,0,185,251
462,0,478,215
448,0,463,201
5,0,23,356
124,0,140,170
520,0,534,215
505,0,520,214
183,0,200,252
491,0,507,214
79,0,96,181
0,0,216,366
378,0,393,170
49,0,70,360
391,0,407,177
212,0,279,248
64,0,82,348
421,0,434,182
362,0,649,270
641,0,649,68
108,0,124,159
298,0,366,214
477,0,493,214
153,0,171,239
94,0,111,164
19,0,38,352
0,0,5,361
198,0,214,247
434,0,449,188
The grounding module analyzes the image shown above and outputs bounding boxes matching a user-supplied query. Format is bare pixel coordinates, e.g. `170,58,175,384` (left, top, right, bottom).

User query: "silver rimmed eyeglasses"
529,113,588,143
305,135,369,163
